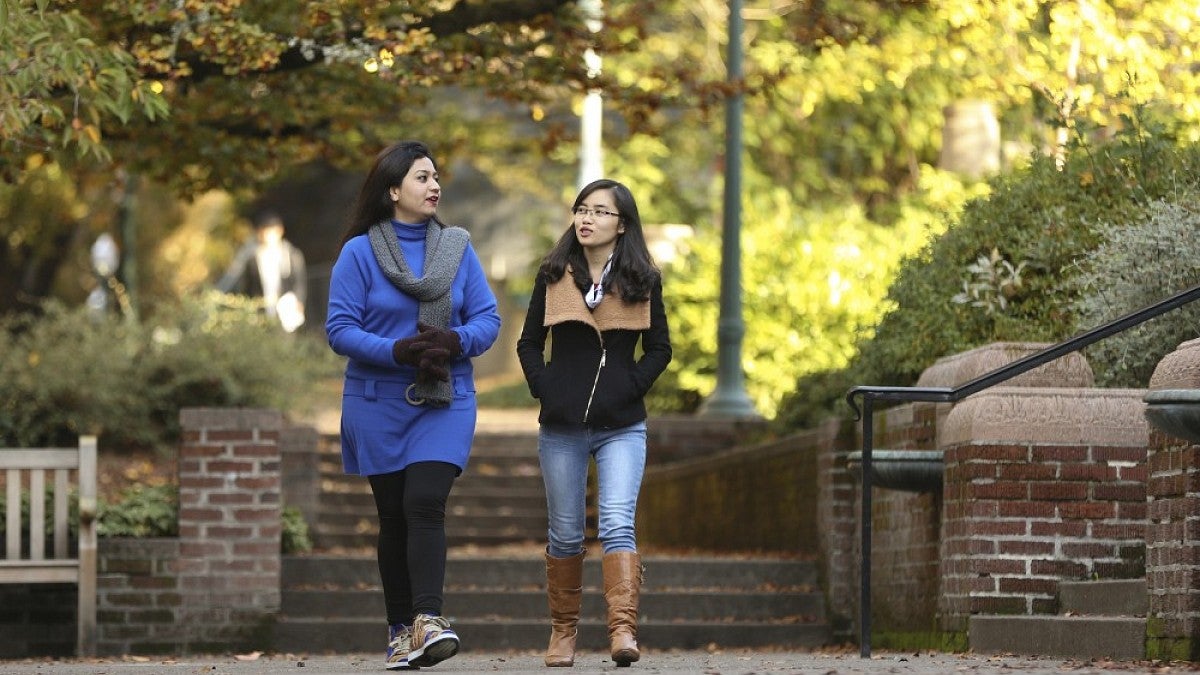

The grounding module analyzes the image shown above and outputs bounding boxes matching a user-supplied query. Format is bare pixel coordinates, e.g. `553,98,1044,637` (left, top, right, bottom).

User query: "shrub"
281,506,313,554
0,291,342,452
774,118,1200,428
655,169,980,418
97,484,179,538
1070,199,1200,387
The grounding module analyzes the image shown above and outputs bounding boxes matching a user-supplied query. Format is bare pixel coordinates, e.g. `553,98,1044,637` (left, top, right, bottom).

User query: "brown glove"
410,323,461,382
415,322,463,358
391,335,424,366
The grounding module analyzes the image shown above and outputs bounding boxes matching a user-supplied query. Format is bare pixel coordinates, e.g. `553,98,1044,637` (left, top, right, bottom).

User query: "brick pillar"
280,424,320,535
1144,337,1200,659
938,387,1148,632
818,416,860,640
178,408,282,651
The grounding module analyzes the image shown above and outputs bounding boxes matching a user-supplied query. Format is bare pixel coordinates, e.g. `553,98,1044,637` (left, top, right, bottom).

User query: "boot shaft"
546,550,586,621
602,551,642,665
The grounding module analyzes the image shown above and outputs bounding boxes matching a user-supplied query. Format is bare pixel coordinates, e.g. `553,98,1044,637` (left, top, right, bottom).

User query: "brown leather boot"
545,549,586,667
602,551,642,666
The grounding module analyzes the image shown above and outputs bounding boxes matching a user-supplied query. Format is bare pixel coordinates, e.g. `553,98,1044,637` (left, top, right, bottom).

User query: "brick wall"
939,388,1148,632
280,425,321,536
175,408,282,651
1144,427,1200,658
645,414,770,465
94,408,283,655
857,403,941,635
1143,336,1200,659
817,417,860,639
638,419,843,552
96,538,184,653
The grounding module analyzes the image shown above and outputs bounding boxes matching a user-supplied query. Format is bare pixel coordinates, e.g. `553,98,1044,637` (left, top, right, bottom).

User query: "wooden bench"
0,436,98,656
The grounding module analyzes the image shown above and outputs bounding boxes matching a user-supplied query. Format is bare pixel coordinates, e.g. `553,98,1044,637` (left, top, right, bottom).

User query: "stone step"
317,503,546,522
1058,579,1147,616
312,431,546,544
275,552,830,653
969,615,1146,660
282,588,825,622
283,555,819,591
313,522,546,549
314,530,538,551
318,488,547,512
272,617,832,654
319,471,545,493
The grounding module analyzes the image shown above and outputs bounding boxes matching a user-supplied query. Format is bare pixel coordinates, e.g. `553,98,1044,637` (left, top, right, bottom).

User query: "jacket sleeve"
515,276,549,398
453,244,502,358
632,278,672,395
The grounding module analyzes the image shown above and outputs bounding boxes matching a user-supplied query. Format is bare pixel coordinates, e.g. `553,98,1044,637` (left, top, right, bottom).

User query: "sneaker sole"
409,635,459,668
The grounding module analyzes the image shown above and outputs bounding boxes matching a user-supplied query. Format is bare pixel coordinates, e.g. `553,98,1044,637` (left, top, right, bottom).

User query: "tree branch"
180,0,579,81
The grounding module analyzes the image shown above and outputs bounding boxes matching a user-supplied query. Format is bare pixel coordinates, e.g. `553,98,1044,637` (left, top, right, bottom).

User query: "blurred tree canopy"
1,0,655,192
601,0,1200,415
4,0,1200,418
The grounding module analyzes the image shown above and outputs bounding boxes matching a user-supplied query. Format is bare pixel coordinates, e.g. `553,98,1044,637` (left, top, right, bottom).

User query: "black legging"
369,461,459,626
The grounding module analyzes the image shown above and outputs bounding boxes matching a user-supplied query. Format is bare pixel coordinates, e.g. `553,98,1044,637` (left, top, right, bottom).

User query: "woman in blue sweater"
326,140,501,670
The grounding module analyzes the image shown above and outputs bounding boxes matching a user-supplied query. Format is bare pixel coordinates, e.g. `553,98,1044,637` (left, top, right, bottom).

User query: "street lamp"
87,233,120,315
697,0,760,419
578,0,604,189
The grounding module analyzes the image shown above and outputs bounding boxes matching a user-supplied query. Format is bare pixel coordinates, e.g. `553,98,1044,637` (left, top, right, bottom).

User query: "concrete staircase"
272,552,832,654
289,411,832,654
312,427,548,550
970,579,1147,659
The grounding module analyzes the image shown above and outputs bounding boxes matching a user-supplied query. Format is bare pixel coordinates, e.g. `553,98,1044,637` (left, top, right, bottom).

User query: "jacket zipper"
583,347,606,424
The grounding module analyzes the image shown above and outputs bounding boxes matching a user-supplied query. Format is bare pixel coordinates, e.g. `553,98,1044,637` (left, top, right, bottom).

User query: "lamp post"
698,0,759,419
86,233,120,316
578,0,604,190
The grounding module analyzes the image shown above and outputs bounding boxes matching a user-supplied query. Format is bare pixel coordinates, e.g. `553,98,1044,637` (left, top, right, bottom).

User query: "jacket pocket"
587,366,641,424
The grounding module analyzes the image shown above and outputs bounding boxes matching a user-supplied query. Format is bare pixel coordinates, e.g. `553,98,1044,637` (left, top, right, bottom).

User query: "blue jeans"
538,421,647,558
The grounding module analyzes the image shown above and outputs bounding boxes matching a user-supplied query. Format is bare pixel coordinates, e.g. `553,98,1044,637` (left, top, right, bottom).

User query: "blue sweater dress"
326,220,501,476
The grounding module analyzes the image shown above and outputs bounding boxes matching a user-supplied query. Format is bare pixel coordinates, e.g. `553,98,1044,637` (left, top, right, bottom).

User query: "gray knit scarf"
369,220,470,407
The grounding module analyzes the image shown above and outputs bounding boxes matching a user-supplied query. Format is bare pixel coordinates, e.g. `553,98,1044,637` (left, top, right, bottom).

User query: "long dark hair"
538,179,659,302
339,140,447,250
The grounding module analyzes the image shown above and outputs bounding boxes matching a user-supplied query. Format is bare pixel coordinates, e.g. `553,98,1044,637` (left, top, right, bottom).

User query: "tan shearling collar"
544,273,650,332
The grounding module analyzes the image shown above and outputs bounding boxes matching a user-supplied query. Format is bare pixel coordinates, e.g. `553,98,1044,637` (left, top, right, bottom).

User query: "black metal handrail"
844,282,1200,658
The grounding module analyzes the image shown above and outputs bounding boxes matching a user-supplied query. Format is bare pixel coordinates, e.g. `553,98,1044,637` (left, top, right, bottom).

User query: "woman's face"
573,188,624,254
389,157,440,223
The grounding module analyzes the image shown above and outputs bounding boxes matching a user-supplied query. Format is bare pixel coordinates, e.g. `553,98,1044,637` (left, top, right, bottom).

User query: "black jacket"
517,272,672,429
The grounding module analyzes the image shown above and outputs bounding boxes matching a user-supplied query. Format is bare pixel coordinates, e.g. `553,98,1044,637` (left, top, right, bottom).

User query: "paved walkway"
2,650,1196,674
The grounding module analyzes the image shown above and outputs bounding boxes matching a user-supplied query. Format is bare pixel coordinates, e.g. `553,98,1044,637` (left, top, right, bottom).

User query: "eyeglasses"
572,206,619,219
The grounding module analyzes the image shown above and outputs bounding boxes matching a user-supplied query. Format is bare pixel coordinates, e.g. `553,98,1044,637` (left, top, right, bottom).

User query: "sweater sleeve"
515,276,549,398
452,244,502,358
325,240,401,368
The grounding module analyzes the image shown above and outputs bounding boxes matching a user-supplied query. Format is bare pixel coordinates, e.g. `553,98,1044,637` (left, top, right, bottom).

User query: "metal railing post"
859,395,874,658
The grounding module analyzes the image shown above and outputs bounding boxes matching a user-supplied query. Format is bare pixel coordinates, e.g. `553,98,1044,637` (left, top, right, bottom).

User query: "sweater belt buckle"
405,383,427,406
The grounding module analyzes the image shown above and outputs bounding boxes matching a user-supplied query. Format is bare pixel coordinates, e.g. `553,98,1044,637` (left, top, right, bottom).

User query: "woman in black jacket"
517,178,672,668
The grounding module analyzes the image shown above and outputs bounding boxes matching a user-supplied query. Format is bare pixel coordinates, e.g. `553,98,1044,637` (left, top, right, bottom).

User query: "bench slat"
5,470,18,560
29,469,44,561
0,562,81,584
0,449,81,470
55,469,69,559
